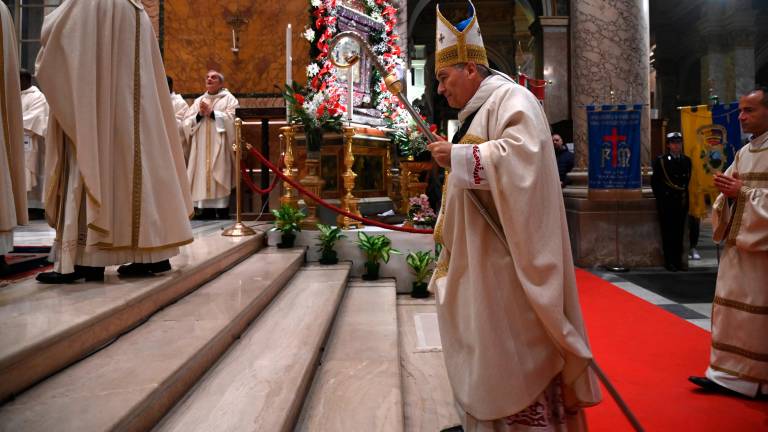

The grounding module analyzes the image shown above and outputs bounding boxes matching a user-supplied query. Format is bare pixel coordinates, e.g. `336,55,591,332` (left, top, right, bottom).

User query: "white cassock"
0,3,27,255
183,90,239,208
430,75,601,430
706,130,768,397
170,92,190,161
36,0,193,273
21,85,49,208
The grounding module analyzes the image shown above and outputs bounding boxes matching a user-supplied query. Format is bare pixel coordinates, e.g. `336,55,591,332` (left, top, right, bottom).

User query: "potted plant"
406,250,435,298
407,194,437,228
316,223,345,265
270,204,305,248
356,232,400,280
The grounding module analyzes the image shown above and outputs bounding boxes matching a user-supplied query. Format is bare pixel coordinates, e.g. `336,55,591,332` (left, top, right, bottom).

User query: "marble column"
570,0,651,168
537,16,569,124
567,0,662,268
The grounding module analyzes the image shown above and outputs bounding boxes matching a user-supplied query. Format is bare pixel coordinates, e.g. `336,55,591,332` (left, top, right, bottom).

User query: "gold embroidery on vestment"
709,364,768,385
711,341,768,362
131,9,142,247
714,296,768,314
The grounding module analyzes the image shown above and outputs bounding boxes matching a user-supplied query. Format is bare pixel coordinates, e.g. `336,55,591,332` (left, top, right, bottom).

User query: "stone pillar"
537,16,569,124
571,0,651,168
566,0,662,268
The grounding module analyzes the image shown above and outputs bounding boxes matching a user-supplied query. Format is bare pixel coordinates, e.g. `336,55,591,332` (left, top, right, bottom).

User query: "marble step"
0,247,305,432
295,278,404,432
0,228,267,402
397,297,460,431
154,262,352,432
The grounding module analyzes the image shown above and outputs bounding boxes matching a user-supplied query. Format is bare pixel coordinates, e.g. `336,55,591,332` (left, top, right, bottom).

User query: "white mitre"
435,0,489,74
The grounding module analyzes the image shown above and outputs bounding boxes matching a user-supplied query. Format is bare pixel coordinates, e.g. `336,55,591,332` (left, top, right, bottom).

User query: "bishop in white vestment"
183,70,239,218
689,88,768,398
35,0,194,283
20,70,49,209
427,2,601,430
0,2,27,256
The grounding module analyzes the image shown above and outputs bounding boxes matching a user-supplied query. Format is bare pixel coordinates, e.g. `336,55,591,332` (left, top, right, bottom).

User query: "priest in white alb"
183,70,239,220
20,69,49,211
34,0,194,283
426,2,601,430
0,2,27,261
688,87,768,398
167,75,190,161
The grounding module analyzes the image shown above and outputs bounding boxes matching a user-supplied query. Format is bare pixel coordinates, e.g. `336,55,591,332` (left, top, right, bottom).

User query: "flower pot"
319,250,338,265
306,126,324,153
277,232,296,248
362,262,380,280
410,281,430,298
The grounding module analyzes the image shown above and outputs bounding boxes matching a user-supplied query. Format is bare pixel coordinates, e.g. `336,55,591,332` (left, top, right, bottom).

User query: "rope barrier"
240,154,284,195
242,146,435,234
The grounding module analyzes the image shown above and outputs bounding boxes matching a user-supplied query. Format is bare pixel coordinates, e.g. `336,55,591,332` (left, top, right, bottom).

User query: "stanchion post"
223,118,257,237
279,125,299,210
337,126,360,229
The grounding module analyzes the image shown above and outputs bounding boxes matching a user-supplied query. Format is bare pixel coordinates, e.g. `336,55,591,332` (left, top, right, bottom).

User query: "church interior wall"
145,0,310,101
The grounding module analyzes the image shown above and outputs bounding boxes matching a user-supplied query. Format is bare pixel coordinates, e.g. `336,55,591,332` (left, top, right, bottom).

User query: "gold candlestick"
337,126,360,229
279,125,299,209
223,118,257,236
299,133,324,230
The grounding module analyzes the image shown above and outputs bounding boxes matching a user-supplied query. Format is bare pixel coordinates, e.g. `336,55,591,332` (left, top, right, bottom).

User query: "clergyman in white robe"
167,75,190,161
0,2,27,256
183,70,238,213
20,74,49,209
35,0,193,282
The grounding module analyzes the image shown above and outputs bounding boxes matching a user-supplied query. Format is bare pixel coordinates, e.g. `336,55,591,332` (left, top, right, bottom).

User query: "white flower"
310,0,322,7
302,28,315,41
306,63,320,78
363,95,371,103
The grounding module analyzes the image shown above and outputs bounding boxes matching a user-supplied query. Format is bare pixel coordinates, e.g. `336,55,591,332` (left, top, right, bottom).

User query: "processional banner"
587,105,642,189
680,104,742,218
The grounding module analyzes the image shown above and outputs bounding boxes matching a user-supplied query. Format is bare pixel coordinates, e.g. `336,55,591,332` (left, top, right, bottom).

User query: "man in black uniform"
651,132,692,271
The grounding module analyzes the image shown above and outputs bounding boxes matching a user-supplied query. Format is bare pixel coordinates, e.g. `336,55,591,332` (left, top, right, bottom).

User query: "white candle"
347,68,353,124
232,28,236,50
286,24,292,86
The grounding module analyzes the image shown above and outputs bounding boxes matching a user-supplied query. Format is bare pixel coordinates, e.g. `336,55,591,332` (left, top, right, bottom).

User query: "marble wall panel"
540,16,569,124
163,0,310,96
141,0,160,37
570,0,651,169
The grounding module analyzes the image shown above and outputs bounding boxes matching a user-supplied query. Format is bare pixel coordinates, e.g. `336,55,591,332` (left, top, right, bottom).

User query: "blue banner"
711,103,743,170
587,105,642,189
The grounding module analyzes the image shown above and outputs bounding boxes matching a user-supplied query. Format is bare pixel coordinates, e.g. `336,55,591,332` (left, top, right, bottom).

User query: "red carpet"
576,269,768,431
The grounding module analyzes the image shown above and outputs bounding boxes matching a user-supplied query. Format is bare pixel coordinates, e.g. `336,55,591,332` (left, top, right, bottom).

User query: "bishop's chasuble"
184,90,238,208
170,92,190,160
429,75,601,426
0,2,27,254
21,85,49,208
36,0,193,273
708,130,768,393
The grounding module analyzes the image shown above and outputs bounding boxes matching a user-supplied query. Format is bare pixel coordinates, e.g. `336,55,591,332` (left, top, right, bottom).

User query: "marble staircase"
0,225,457,432
0,228,267,402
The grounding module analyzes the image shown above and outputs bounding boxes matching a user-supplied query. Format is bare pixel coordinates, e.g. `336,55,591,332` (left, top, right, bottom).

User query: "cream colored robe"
21,85,48,207
429,75,601,423
36,0,193,273
170,92,190,161
0,2,27,254
183,90,238,208
709,130,768,387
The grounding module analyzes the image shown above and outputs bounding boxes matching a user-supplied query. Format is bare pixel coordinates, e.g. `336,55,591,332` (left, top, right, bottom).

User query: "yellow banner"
680,105,719,218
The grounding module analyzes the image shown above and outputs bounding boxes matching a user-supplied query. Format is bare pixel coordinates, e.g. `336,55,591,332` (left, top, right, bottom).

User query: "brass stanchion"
399,160,411,215
299,130,324,230
337,126,360,229
279,125,299,209
223,118,257,237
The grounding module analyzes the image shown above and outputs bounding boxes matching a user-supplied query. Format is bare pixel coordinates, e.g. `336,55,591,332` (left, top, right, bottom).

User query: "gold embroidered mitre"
435,0,489,73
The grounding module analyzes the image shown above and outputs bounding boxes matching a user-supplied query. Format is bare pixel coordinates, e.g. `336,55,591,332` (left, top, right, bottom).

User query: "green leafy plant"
316,224,345,264
406,250,435,284
356,232,400,265
270,204,306,235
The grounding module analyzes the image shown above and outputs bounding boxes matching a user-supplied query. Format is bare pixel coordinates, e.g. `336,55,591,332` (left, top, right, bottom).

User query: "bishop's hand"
427,140,452,168
199,100,212,117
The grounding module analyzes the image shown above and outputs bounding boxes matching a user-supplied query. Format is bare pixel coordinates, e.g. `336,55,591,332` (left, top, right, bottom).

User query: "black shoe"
664,264,678,272
688,376,741,396
117,259,171,277
36,266,104,284
440,426,464,432
216,208,230,220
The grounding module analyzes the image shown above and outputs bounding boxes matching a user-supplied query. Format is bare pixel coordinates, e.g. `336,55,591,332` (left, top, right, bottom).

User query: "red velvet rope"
240,154,284,195
241,147,434,234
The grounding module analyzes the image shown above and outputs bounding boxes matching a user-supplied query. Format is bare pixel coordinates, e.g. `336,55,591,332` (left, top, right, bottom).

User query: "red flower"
429,124,438,133
294,93,305,104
